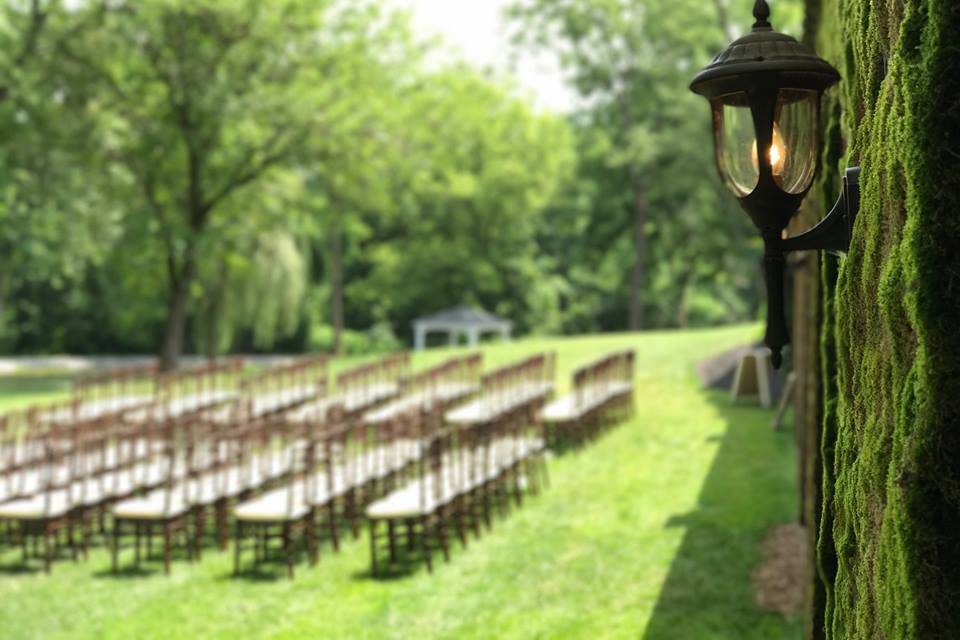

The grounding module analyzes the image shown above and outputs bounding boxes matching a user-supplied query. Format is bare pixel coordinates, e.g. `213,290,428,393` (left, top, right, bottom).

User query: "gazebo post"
414,323,427,351
500,324,511,343
467,326,480,348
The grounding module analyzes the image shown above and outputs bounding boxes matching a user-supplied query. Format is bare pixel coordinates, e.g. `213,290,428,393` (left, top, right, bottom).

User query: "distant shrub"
307,322,402,356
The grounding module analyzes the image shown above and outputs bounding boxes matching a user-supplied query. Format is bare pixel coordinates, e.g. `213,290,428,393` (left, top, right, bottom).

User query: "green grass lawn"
0,325,802,639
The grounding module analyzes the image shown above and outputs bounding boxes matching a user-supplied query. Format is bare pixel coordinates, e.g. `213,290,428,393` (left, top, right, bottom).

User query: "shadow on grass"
92,565,160,579
227,566,291,582
642,391,801,640
0,544,83,575
352,540,443,582
0,561,46,575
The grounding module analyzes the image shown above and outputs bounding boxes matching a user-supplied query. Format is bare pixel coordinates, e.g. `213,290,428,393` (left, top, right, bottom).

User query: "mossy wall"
804,0,960,637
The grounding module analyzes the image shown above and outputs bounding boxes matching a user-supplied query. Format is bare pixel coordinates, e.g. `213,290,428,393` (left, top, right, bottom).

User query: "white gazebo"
412,305,513,350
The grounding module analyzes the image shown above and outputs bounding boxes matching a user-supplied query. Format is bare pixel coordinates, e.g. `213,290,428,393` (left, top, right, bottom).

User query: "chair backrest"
73,362,159,410
238,354,328,422
417,408,448,508
476,352,555,417
155,358,244,421
463,353,483,386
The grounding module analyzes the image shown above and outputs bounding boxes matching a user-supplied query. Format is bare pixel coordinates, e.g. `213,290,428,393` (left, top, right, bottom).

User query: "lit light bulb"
752,124,787,178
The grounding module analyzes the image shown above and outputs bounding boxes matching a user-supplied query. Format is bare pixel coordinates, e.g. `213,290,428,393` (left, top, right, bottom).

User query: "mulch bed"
751,522,807,617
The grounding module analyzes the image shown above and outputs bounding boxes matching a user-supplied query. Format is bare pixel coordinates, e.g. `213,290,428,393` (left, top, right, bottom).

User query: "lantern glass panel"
713,93,758,197
773,89,819,194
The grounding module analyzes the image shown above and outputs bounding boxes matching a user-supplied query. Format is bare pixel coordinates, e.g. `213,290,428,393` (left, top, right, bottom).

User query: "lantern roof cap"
690,0,839,98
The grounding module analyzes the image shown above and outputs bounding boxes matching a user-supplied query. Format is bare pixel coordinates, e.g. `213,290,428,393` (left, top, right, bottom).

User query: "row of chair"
0,349,634,577
0,354,397,572
540,350,635,449
366,353,554,575
231,353,484,577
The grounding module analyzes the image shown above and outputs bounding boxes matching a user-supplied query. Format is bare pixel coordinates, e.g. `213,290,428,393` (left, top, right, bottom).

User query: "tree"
0,1,120,351
40,0,367,368
352,67,574,340
508,0,799,332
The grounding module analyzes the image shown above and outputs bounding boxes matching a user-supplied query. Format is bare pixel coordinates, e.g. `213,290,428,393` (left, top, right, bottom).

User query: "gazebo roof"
413,305,511,327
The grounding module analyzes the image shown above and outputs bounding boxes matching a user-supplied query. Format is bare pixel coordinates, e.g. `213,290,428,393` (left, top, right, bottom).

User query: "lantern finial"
752,0,771,28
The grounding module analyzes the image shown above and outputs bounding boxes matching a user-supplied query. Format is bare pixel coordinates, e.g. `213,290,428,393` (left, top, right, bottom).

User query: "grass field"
0,325,802,639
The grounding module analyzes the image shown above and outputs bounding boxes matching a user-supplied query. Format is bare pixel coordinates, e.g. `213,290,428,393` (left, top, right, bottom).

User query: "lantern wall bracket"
781,167,860,256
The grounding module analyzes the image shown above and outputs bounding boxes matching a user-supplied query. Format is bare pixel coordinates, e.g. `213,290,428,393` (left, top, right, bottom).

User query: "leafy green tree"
0,1,117,351
508,0,803,332
351,67,574,341
34,0,372,368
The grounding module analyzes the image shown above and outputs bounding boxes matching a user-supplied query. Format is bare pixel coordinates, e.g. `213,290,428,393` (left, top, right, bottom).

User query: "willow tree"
44,0,369,368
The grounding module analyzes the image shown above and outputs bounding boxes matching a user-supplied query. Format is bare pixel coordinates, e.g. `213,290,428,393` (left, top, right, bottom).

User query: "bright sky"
383,0,576,113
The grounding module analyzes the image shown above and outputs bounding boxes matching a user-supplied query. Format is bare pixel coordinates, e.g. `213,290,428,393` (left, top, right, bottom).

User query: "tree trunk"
159,253,196,372
675,270,692,329
628,178,647,331
160,279,190,371
328,217,344,355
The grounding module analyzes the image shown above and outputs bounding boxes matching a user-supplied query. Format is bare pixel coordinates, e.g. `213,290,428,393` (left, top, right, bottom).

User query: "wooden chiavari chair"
314,404,359,553
0,409,47,508
233,414,320,578
70,363,158,425
233,354,327,424
539,350,636,450
0,417,92,572
111,417,195,575
367,407,452,575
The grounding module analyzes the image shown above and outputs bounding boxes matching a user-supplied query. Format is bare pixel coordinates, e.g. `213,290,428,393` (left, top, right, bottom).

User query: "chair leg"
455,504,468,548
282,523,294,580
494,476,508,519
162,522,172,576
233,520,242,576
216,499,229,551
306,514,319,566
111,519,120,573
348,490,360,539
327,501,340,552
134,522,141,566
387,520,397,564
513,466,524,506
482,485,493,530
420,516,432,573
20,523,28,563
437,512,450,563
68,521,78,561
185,519,195,563
193,508,204,561
43,527,53,574
406,519,416,551
369,519,378,577
81,512,91,561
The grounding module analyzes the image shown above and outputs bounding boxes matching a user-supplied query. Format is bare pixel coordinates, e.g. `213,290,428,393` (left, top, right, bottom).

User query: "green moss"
808,0,960,637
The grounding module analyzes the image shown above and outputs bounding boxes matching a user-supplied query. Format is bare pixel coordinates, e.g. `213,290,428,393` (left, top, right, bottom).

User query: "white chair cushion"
114,489,190,520
234,485,310,522
0,490,72,520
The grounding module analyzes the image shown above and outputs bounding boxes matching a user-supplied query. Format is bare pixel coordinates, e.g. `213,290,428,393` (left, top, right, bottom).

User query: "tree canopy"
0,0,803,362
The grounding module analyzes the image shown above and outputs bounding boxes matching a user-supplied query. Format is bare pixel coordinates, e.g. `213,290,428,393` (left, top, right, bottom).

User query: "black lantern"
690,0,859,369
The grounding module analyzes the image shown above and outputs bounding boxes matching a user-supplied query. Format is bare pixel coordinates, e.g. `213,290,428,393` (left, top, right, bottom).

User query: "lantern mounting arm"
781,166,860,256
